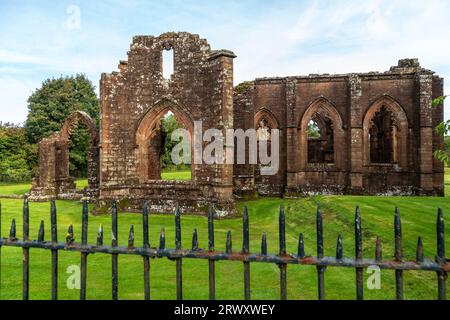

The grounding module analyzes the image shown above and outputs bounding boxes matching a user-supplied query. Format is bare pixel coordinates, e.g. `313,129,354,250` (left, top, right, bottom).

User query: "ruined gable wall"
99,32,236,212
233,60,444,197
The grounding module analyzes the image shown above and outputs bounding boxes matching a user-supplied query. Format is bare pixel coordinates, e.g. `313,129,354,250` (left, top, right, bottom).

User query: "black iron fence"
0,197,448,300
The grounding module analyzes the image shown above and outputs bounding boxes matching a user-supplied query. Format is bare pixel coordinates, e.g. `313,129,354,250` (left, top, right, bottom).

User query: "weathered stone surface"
235,58,444,197
29,111,99,202
30,32,445,214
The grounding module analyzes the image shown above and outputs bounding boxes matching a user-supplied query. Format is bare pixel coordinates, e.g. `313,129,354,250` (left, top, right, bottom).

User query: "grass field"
161,170,191,181
0,182,31,197
0,170,448,300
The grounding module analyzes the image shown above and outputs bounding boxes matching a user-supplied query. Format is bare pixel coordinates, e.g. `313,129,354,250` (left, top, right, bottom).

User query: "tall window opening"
162,49,174,80
147,110,191,181
369,106,398,164
307,114,334,164
68,123,91,190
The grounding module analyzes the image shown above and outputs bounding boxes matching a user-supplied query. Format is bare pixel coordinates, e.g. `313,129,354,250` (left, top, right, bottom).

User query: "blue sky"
1,0,449,124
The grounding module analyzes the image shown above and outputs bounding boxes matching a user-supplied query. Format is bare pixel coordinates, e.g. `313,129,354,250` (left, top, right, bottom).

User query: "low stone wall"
96,180,235,215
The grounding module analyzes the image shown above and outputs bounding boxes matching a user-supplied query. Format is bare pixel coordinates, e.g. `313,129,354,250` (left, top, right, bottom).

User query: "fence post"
143,202,150,300
97,224,103,246
50,199,58,300
394,207,404,300
38,221,45,242
175,207,183,300
316,207,325,300
208,208,216,300
375,236,382,262
336,235,343,260
111,200,118,300
355,206,363,300
226,231,232,254
298,233,305,258
242,206,251,300
279,207,287,300
437,208,446,300
80,200,88,300
416,237,424,263
22,196,29,301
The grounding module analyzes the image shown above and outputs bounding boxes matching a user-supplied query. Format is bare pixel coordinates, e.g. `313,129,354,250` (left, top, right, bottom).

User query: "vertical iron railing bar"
50,199,58,300
279,206,287,300
111,200,118,300
242,206,251,300
80,200,88,300
316,207,325,300
355,206,363,300
394,207,404,300
22,196,29,300
208,208,216,300
436,208,446,300
175,207,183,300
143,202,150,301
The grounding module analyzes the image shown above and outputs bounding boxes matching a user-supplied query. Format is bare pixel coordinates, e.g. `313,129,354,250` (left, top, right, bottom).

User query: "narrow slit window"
162,49,174,79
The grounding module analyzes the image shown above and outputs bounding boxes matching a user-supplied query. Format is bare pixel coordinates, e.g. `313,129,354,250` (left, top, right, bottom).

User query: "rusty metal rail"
0,198,448,300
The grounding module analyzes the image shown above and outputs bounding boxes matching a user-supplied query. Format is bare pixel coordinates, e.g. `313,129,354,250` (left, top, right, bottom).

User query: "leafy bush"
0,123,35,182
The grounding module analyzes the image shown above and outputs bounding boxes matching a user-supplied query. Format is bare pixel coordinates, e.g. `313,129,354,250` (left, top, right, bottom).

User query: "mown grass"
161,170,191,181
0,182,31,196
0,170,448,300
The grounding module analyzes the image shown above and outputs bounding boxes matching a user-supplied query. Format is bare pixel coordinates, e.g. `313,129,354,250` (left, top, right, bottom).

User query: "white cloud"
0,77,39,125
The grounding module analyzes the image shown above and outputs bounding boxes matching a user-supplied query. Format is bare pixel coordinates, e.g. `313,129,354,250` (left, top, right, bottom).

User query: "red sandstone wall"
233,59,445,196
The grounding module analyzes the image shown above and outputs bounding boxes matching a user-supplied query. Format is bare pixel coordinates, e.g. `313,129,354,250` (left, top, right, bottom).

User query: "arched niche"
363,95,409,168
254,108,279,141
135,99,194,183
298,97,345,169
55,111,99,190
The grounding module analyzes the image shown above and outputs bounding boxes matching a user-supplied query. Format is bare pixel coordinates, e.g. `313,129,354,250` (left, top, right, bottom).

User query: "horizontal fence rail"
0,198,448,300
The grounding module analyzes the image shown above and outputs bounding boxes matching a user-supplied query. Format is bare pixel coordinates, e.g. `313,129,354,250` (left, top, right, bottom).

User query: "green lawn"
0,182,31,197
0,171,448,300
161,170,191,181
0,179,89,196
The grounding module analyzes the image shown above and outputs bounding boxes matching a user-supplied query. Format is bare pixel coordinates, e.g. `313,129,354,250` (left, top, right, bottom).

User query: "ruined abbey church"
29,32,445,213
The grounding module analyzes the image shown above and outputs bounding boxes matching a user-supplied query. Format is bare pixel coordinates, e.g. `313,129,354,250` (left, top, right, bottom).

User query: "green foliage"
25,74,99,177
69,126,91,177
234,81,254,94
160,114,190,172
0,123,36,182
432,95,447,107
308,121,321,139
433,96,449,164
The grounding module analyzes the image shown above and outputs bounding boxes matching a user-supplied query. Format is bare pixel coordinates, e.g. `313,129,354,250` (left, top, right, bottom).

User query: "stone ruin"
29,32,445,214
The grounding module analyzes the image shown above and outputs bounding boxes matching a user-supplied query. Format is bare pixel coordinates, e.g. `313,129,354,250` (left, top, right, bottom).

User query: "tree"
160,114,190,171
25,74,99,177
433,96,449,164
0,123,36,182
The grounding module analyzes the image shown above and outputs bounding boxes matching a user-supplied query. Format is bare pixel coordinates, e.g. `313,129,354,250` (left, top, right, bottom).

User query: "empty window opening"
307,115,334,164
369,106,398,164
147,110,192,181
68,123,92,190
162,49,174,80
